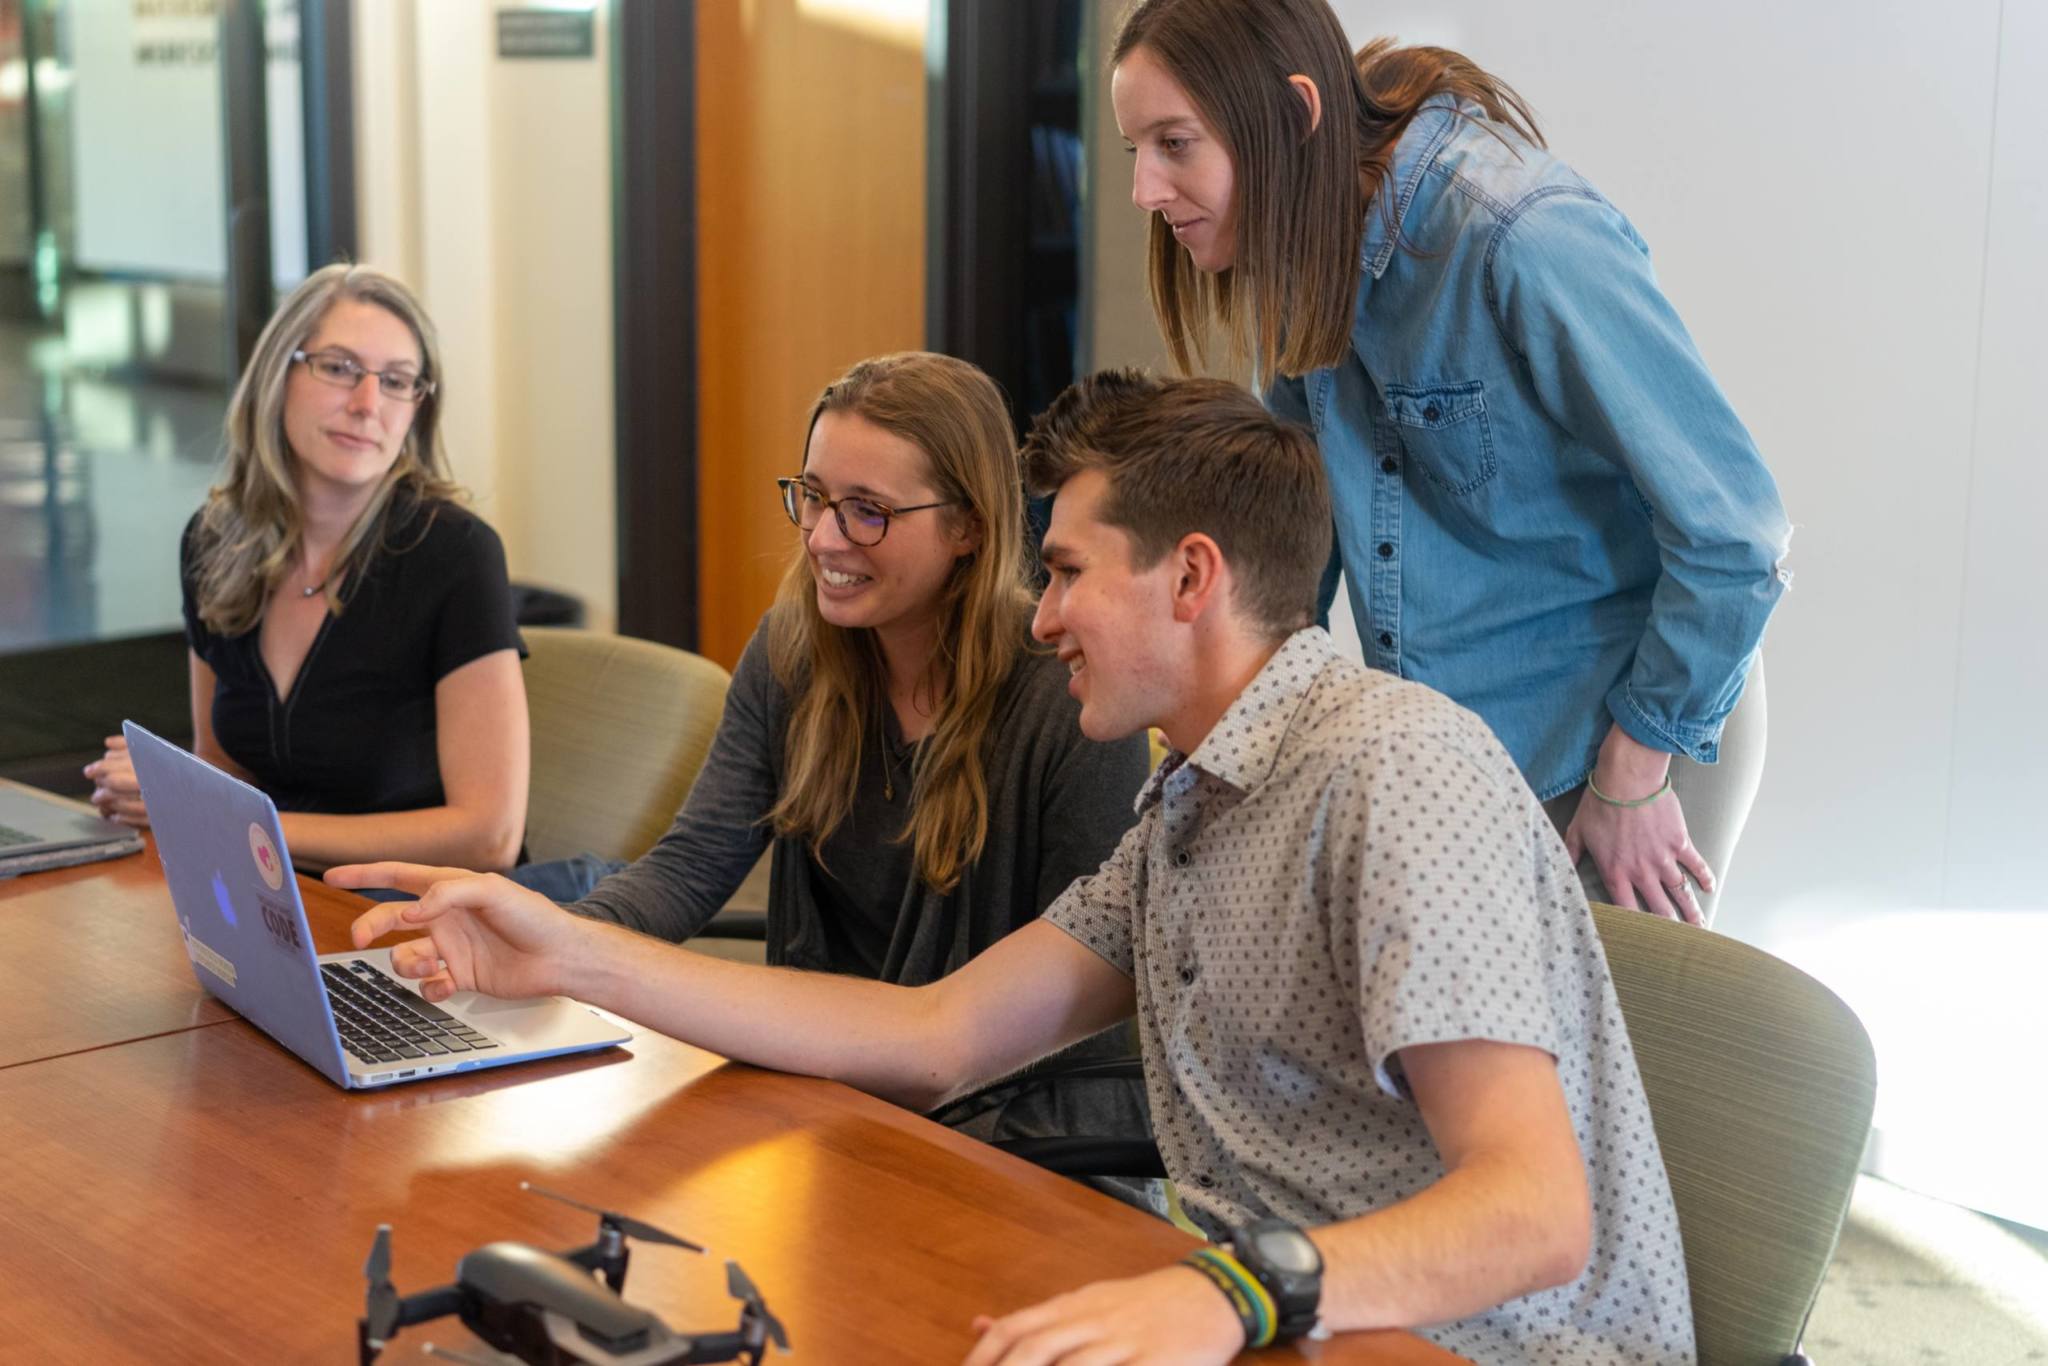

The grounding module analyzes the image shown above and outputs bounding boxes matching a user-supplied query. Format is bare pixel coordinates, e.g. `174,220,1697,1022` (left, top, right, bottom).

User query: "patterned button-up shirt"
1046,628,1695,1364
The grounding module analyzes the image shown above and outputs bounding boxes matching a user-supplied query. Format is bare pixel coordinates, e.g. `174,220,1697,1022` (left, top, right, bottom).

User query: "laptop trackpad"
438,989,621,1049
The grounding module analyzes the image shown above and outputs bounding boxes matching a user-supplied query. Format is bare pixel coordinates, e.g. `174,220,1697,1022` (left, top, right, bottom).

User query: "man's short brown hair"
1022,369,1332,638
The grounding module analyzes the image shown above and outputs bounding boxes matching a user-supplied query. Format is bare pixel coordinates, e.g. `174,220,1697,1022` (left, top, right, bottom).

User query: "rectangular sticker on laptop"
182,922,237,988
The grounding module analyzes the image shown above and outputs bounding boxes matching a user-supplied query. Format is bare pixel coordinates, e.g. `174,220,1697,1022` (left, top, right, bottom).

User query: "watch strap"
1182,1247,1278,1350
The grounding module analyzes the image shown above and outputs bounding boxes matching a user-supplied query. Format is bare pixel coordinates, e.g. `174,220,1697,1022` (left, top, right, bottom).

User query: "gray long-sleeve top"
573,618,1151,987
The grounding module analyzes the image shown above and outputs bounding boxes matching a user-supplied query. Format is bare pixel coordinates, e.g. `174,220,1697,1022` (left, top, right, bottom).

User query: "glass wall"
0,0,307,653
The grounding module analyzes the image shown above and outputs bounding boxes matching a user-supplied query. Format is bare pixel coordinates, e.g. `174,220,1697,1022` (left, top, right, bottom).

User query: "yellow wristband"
1183,1247,1278,1349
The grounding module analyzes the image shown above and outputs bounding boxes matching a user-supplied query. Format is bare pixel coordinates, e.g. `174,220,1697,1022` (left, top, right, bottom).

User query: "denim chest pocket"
1384,380,1497,495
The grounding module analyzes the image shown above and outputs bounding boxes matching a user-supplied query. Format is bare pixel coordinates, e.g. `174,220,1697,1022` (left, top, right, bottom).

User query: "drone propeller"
363,1224,401,1347
421,1342,518,1366
520,1181,706,1252
726,1261,791,1354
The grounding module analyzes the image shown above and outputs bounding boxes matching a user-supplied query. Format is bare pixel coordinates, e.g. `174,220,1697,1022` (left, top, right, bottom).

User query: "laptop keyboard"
321,959,502,1065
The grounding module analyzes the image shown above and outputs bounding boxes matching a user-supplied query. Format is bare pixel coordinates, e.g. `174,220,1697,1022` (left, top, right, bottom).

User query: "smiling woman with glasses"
85,263,530,878
330,352,1158,1203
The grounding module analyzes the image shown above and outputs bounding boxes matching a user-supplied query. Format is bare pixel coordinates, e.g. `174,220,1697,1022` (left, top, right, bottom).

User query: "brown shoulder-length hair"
1114,0,1544,380
765,352,1034,894
190,262,461,636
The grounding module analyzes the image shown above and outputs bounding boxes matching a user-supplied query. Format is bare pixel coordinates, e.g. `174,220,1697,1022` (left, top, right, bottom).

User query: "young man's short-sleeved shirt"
1045,628,1695,1364
181,496,524,816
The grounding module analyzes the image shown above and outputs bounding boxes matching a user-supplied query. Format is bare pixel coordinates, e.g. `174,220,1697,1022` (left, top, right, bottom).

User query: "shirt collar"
1136,628,1341,811
1359,93,1465,281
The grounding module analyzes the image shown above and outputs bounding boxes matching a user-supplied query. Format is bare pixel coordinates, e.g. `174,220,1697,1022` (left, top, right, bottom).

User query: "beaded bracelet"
1182,1247,1278,1350
1586,772,1672,809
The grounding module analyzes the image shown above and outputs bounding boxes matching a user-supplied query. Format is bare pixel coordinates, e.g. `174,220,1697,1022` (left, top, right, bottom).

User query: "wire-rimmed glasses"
777,477,957,547
292,348,436,404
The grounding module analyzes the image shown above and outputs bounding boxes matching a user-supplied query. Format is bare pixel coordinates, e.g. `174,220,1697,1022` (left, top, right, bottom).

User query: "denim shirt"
1269,96,1790,801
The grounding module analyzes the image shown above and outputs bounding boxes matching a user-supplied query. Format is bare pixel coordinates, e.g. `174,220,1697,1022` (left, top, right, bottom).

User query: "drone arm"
396,1284,468,1329
559,1241,605,1274
675,1329,749,1364
559,1237,631,1293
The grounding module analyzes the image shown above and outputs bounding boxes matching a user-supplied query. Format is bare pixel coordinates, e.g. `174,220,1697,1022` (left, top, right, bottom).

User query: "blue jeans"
505,853,628,904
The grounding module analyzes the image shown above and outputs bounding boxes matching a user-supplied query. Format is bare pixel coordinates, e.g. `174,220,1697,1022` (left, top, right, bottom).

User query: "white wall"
354,0,617,630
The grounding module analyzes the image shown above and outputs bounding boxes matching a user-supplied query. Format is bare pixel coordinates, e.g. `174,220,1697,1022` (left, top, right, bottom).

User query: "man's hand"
963,1264,1245,1366
335,861,586,1003
1565,725,1712,925
84,735,149,827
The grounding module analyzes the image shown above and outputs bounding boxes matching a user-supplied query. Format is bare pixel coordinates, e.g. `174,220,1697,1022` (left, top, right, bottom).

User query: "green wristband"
1585,771,1672,808
1183,1247,1277,1350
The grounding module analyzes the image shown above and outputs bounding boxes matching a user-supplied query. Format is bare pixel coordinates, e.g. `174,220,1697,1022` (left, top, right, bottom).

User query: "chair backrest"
1590,904,1876,1366
522,628,732,864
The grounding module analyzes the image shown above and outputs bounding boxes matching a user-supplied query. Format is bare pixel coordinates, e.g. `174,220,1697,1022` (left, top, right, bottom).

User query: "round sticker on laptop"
248,822,285,891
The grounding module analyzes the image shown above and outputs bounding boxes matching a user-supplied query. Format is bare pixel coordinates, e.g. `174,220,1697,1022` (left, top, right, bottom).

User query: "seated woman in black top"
85,264,528,871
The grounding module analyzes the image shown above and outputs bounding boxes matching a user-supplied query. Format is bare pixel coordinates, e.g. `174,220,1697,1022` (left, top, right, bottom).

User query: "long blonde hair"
765,353,1033,894
1115,0,1543,380
190,263,462,636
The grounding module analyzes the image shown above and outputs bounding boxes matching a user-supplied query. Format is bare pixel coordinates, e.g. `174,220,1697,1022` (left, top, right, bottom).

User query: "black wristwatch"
1228,1218,1323,1342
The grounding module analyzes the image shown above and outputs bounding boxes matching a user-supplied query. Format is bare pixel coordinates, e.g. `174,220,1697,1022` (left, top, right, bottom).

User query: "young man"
338,373,1695,1365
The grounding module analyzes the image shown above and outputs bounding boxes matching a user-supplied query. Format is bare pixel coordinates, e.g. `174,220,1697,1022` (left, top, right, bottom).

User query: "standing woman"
86,263,528,871
1110,0,1790,924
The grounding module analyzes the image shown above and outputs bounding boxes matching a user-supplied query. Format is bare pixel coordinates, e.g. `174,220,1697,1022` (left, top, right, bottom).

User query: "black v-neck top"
180,498,525,816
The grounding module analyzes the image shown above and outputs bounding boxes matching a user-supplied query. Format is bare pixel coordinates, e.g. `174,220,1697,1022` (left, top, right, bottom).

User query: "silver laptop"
0,777,143,878
123,721,630,1089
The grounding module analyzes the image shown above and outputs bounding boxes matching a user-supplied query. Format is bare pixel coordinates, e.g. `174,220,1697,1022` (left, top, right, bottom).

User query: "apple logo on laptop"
211,870,239,926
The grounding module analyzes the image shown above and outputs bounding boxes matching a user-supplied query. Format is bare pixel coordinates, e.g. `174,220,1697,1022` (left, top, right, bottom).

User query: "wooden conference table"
0,840,1461,1364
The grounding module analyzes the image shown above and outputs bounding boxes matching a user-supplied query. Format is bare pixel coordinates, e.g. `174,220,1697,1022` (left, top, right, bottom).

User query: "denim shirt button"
1378,632,1393,648
1423,403,1441,422
1380,458,1397,474
1377,542,1394,558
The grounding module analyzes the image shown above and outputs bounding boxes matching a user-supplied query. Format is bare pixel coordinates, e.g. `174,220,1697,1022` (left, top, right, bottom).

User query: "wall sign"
497,9,596,59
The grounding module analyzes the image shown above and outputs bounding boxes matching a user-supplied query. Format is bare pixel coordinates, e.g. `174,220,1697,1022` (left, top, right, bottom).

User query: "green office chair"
1590,903,1877,1366
522,628,731,864
523,628,771,957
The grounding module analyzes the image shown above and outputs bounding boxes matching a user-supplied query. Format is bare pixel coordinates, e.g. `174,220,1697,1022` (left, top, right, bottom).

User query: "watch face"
1250,1226,1320,1275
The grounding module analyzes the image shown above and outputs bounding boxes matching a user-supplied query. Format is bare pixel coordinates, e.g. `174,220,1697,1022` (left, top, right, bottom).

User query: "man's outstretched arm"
341,862,1135,1113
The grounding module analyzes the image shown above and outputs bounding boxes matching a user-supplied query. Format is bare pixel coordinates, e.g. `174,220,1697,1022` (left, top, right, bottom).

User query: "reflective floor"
0,316,226,652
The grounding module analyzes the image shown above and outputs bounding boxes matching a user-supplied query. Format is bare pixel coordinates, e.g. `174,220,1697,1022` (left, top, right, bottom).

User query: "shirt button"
1197,1172,1216,1188
1380,457,1397,474
1377,542,1394,558
1378,632,1393,648
1179,966,1195,986
1173,849,1190,868
1423,402,1441,422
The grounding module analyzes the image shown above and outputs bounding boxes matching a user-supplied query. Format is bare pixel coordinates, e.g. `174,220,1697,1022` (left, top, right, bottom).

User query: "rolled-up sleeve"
1489,190,1791,761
